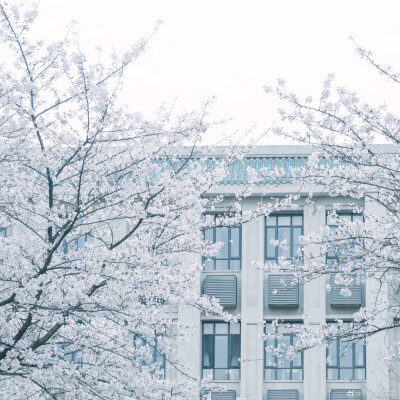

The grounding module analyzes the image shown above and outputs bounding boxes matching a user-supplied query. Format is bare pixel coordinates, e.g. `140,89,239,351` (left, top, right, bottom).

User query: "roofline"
187,144,398,158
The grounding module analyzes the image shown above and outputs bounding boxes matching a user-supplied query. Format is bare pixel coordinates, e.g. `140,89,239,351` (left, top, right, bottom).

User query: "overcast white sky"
32,0,400,144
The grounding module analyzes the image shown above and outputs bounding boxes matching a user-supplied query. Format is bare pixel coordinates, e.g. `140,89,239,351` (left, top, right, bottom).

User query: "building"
1,145,397,400
176,145,395,400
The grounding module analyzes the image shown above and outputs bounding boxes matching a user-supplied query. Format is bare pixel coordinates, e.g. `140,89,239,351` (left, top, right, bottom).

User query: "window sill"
202,270,242,273
263,380,303,383
327,380,366,383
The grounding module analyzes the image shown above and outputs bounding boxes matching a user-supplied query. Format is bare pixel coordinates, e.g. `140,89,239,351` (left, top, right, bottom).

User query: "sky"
31,0,400,145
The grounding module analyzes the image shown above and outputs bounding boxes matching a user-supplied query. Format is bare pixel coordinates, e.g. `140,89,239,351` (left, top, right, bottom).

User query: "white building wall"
241,211,264,400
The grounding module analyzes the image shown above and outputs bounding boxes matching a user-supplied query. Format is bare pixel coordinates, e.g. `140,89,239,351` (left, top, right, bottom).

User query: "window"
202,322,240,380
0,227,6,237
204,216,241,270
58,343,83,369
265,215,303,260
134,334,166,378
63,235,87,252
264,322,303,380
326,212,363,269
327,323,366,380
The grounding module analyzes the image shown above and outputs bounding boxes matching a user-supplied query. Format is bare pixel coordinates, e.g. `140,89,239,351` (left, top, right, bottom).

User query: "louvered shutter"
330,274,362,307
267,389,298,400
330,389,363,400
204,275,237,307
268,274,299,307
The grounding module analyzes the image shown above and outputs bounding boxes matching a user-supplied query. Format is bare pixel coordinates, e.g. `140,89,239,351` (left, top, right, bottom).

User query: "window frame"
202,321,241,381
265,214,303,261
203,214,242,271
326,322,366,381
264,321,304,381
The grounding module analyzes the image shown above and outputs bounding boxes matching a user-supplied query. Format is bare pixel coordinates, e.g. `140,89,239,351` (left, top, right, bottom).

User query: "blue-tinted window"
264,322,303,380
204,216,241,271
134,334,166,378
62,234,87,254
0,227,6,237
326,212,363,269
58,343,83,369
326,323,366,380
202,322,241,380
265,215,303,260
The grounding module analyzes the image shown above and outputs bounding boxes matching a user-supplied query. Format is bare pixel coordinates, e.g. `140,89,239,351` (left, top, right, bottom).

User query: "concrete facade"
187,146,394,400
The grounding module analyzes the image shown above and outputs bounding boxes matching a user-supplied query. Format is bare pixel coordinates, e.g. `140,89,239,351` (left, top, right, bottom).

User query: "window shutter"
268,274,299,307
267,389,298,400
204,275,237,307
202,390,236,400
330,389,363,400
330,274,362,307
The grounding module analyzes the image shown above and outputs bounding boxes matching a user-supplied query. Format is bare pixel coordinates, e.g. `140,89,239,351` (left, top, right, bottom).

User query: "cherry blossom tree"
263,41,400,385
0,2,277,399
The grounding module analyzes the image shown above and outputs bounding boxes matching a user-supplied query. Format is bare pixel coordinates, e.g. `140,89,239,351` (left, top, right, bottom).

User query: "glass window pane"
229,369,240,380
292,227,302,257
214,368,228,380
339,343,353,367
266,227,277,258
278,227,290,258
340,368,352,380
230,323,240,334
327,344,338,366
327,213,337,225
265,323,275,334
278,216,291,226
204,259,214,270
229,335,240,368
266,216,277,226
214,336,228,368
265,368,275,380
215,260,229,270
292,215,303,225
204,228,213,243
202,335,214,368
353,215,364,222
292,350,302,368
340,214,352,221
291,368,302,380
76,236,86,250
276,369,291,380
203,368,213,379
327,368,338,380
215,323,228,334
215,227,228,258
354,341,364,366
265,351,275,367
203,323,214,334
230,227,240,258
229,260,241,270
354,368,365,380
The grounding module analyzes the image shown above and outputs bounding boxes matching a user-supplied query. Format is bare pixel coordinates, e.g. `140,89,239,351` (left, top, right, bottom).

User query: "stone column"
177,261,201,382
365,195,390,396
303,203,327,399
240,211,264,400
